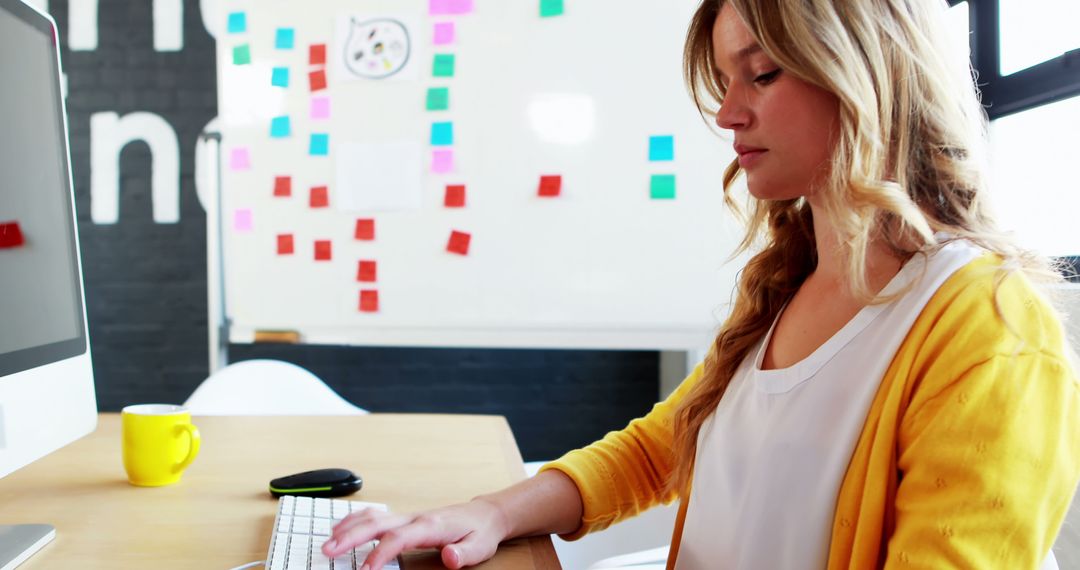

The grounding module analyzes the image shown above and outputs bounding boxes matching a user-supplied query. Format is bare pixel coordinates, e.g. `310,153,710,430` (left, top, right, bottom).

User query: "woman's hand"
321,497,510,570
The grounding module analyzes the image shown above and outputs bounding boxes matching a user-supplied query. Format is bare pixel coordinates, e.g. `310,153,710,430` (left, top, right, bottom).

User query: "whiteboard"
214,0,748,350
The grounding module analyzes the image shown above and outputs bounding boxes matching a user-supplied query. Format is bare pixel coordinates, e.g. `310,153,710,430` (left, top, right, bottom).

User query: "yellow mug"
121,404,201,487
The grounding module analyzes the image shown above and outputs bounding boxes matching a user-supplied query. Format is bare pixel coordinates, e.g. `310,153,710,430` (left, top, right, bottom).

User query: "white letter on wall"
154,0,183,51
90,112,181,224
24,0,48,13
68,0,98,51
200,0,219,40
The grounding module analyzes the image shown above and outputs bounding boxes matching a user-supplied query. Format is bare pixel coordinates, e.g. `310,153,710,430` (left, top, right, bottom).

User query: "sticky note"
270,116,291,138
310,133,329,156
234,208,253,232
357,260,377,282
271,66,289,87
430,122,454,146
426,87,449,111
314,240,332,261
432,149,454,173
0,221,25,249
359,289,379,313
273,176,292,197
540,0,564,17
309,44,326,65
649,135,674,161
538,175,562,197
433,54,455,77
355,218,375,241
277,234,294,255
447,230,471,256
230,147,251,170
233,44,251,65
444,184,466,207
227,12,246,34
310,185,329,208
275,28,295,49
309,69,327,91
433,22,455,45
429,0,474,15
650,174,676,199
311,97,331,119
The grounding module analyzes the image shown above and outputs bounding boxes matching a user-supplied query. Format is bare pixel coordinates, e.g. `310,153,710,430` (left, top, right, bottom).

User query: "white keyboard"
265,495,402,570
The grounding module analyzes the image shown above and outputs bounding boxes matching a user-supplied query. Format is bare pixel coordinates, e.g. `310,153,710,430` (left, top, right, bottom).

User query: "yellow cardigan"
542,255,1080,569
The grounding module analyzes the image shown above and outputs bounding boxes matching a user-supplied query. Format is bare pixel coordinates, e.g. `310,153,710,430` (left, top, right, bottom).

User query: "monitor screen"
0,0,87,378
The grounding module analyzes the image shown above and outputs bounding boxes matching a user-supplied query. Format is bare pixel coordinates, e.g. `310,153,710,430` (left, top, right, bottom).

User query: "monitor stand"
0,524,54,570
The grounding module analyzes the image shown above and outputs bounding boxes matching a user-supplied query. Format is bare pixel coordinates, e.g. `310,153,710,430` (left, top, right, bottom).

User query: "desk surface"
0,414,560,569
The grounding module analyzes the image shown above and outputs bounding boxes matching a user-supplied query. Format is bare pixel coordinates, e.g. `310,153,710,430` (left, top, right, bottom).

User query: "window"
999,0,1080,76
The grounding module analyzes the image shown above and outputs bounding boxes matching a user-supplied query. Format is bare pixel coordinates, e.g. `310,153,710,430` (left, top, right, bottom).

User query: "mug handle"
174,423,201,473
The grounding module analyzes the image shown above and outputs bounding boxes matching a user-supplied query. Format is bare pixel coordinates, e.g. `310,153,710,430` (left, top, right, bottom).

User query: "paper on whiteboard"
220,62,286,127
335,15,422,82
335,141,423,212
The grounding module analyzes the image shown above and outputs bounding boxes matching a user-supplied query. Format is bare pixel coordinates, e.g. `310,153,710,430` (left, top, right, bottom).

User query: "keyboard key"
313,518,332,536
314,498,332,518
332,499,350,519
350,501,388,513
293,516,312,534
296,496,314,516
277,516,292,533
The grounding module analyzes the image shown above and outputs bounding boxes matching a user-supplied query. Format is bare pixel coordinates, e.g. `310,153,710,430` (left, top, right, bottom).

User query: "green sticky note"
433,54,456,77
233,44,251,65
426,87,449,111
540,0,564,17
650,174,676,200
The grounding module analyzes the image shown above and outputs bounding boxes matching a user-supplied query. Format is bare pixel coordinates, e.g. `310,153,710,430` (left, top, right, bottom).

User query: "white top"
675,240,982,570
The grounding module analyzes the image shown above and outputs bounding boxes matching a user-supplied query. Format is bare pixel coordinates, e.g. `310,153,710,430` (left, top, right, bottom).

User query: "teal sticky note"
650,174,676,200
271,67,289,87
540,0,564,17
431,122,454,146
310,133,329,156
426,87,449,111
433,54,456,77
649,135,674,161
227,12,246,33
270,116,291,138
275,28,295,49
233,44,251,65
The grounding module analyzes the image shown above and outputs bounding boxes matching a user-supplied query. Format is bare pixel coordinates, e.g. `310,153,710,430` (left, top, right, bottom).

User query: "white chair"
184,359,367,415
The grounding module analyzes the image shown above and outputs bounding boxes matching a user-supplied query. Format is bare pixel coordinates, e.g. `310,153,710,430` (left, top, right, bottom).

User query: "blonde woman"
323,0,1080,568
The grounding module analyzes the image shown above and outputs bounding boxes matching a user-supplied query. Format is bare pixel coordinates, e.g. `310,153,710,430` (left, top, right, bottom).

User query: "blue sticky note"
431,122,454,146
649,135,674,161
227,12,246,34
271,67,289,87
270,116,291,138
275,28,295,50
310,133,329,156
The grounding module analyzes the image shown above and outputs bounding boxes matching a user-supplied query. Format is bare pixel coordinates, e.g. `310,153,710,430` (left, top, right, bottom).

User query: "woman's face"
712,3,840,202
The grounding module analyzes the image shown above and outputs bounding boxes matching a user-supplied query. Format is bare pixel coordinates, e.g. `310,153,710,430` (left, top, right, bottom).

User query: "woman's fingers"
360,513,466,570
323,509,410,558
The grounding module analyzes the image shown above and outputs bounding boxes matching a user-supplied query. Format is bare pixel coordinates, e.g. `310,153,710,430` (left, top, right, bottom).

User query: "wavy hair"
670,0,1061,494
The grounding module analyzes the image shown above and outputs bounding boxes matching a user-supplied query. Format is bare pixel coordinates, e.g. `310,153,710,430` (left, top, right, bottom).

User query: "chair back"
184,359,367,415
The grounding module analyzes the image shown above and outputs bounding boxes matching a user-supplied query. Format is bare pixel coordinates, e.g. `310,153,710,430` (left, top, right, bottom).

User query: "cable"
227,561,265,570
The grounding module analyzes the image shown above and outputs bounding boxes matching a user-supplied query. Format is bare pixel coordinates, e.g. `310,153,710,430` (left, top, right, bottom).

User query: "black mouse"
269,468,363,498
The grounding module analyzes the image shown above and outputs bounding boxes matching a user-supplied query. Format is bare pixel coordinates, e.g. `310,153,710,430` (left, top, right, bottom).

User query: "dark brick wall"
51,0,659,461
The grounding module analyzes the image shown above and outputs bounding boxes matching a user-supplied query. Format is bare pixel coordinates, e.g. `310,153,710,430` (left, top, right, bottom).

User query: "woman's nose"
715,87,750,131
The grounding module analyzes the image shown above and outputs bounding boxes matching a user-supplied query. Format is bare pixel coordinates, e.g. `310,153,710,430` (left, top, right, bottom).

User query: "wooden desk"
0,414,560,569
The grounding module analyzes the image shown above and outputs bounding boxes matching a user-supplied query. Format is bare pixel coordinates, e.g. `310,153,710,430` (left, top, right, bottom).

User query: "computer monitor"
0,0,98,566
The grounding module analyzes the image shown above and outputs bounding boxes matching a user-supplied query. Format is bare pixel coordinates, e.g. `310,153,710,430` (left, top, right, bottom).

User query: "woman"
323,0,1080,568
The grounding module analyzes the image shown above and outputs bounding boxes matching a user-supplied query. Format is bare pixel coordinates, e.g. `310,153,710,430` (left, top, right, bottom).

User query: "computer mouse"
269,468,363,498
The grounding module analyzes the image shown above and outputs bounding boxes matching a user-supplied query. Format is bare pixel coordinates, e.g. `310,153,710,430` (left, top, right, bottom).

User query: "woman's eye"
753,69,781,84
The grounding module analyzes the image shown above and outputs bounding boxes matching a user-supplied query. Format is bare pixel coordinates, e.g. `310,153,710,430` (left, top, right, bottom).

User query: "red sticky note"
277,234,294,255
359,289,379,313
273,176,291,197
0,221,25,248
357,260,377,282
310,44,327,65
355,218,375,241
310,185,329,208
444,184,466,208
314,240,332,261
538,175,562,197
447,230,471,256
309,69,327,92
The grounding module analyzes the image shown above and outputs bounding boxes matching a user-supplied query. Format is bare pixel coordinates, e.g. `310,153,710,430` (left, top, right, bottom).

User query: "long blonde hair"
670,0,1059,494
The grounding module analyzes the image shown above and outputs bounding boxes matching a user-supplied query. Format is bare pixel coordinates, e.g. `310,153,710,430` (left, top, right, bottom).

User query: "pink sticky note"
230,147,251,170
432,149,454,173
234,208,253,232
430,0,473,15
433,22,455,45
310,97,331,120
